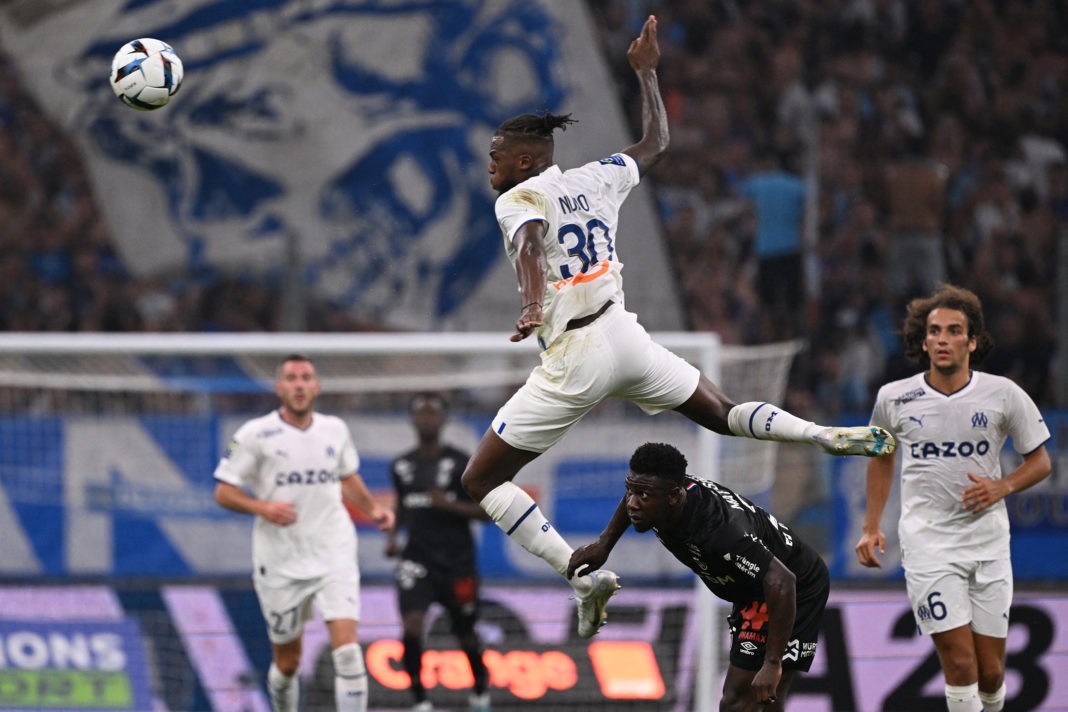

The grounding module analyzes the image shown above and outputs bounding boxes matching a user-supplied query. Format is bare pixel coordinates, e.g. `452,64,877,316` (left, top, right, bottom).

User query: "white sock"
979,682,1006,712
480,482,577,582
267,662,299,712
332,643,368,712
945,683,982,712
727,401,821,443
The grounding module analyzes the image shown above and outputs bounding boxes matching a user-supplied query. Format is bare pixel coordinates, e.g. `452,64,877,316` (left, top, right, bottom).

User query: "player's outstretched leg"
726,402,896,457
812,425,896,456
573,569,621,638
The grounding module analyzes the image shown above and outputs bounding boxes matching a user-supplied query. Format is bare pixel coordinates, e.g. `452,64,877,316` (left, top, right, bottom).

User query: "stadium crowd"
2,0,1067,416
590,0,1068,413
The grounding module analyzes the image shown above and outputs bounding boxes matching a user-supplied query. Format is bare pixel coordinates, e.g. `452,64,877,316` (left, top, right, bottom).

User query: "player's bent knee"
940,643,977,674
978,664,1005,691
273,656,300,677
459,467,476,492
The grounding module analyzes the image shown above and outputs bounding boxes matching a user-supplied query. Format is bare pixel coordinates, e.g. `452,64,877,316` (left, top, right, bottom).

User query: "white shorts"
904,559,1012,637
492,303,700,453
253,568,361,644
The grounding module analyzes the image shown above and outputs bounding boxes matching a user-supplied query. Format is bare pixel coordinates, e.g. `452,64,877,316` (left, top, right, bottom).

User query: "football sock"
945,683,982,712
979,682,1006,712
402,634,427,702
480,481,576,581
332,643,368,712
727,401,820,443
267,662,299,712
462,643,489,695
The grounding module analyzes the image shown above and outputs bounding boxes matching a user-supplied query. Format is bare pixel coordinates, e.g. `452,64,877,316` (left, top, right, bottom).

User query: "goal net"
0,332,801,712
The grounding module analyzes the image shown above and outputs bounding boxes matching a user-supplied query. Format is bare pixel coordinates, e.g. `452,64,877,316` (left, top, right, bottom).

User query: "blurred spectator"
740,148,807,339
879,135,949,310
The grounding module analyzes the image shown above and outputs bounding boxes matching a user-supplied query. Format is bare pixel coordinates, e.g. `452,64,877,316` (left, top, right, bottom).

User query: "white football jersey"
495,153,639,349
214,410,361,584
870,371,1049,568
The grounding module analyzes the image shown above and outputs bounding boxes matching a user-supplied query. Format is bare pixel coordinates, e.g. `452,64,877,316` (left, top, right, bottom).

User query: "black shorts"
726,564,830,673
395,559,479,632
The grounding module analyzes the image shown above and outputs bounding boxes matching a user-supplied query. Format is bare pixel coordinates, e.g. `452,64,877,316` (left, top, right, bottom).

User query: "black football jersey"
390,445,477,572
653,476,826,603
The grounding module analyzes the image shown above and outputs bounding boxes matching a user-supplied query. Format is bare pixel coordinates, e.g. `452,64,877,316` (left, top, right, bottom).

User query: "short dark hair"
629,442,688,484
276,353,314,378
409,391,448,413
902,284,994,366
496,111,576,142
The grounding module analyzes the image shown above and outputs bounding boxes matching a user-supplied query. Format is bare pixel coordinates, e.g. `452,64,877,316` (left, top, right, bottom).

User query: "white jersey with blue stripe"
495,153,639,349
869,371,1049,568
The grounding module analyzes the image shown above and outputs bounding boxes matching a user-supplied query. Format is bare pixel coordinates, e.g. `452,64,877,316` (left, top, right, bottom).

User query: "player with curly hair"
856,284,1051,712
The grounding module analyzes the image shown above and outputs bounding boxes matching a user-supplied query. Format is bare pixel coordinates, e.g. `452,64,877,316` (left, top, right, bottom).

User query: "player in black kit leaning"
567,442,829,711
385,393,490,712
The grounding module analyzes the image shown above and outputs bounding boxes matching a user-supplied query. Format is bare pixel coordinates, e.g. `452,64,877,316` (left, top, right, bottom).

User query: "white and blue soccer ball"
109,38,183,111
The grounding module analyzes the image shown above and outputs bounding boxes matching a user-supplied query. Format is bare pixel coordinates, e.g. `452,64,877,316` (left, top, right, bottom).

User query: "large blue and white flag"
0,0,681,332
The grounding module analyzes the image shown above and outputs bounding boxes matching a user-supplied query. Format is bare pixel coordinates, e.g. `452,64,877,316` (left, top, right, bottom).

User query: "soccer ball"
109,38,183,111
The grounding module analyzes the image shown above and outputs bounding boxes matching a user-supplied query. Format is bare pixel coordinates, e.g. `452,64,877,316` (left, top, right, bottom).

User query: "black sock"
402,634,426,702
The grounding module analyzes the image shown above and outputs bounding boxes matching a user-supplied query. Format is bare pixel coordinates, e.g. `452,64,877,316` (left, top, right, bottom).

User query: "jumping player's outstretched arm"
621,15,668,175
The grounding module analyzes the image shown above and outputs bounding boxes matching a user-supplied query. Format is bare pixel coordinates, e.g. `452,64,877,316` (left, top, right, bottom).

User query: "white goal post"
0,331,801,712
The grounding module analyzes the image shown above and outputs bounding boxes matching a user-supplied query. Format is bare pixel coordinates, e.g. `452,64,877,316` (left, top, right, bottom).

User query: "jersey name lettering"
557,193,590,214
706,478,757,514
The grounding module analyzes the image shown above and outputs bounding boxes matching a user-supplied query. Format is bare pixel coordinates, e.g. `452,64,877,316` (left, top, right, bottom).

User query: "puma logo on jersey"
908,415,925,427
